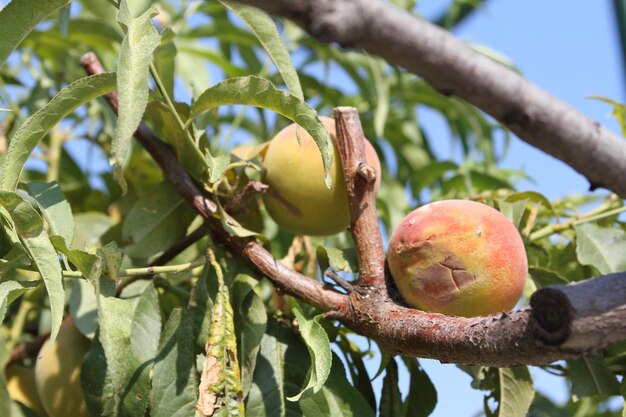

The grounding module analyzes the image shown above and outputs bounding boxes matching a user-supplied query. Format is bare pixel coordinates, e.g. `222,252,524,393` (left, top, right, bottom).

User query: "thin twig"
115,224,209,296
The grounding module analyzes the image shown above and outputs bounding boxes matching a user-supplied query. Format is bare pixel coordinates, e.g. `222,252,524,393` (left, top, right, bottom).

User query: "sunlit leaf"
188,76,333,188
0,191,64,349
0,73,116,191
220,0,304,99
575,223,626,274
287,308,332,401
27,182,75,246
0,280,39,324
0,0,71,69
112,0,161,192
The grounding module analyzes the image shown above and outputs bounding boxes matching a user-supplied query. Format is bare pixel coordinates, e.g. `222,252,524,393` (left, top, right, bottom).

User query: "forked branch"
81,53,626,367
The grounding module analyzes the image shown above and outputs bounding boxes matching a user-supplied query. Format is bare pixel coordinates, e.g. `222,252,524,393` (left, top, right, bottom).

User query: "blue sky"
386,1,624,416
2,0,623,415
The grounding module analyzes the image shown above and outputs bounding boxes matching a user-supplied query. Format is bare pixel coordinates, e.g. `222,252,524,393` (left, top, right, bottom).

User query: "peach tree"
1,1,626,416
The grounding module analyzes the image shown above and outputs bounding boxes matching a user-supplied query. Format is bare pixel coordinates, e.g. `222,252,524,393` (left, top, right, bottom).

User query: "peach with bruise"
387,200,528,317
262,117,381,236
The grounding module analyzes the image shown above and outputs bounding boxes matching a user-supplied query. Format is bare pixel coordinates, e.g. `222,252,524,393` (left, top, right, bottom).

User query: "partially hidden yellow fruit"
262,116,381,236
35,320,90,417
387,200,528,317
5,362,48,416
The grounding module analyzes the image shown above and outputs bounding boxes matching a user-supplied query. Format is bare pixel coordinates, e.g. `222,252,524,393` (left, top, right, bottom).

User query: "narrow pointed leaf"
95,279,161,415
0,280,39,324
189,76,333,188
219,0,304,99
569,355,621,397
27,182,74,246
379,358,403,417
287,308,332,401
403,358,437,417
0,73,116,191
112,1,161,192
151,308,198,417
0,191,64,348
495,367,534,417
232,275,267,397
0,0,71,69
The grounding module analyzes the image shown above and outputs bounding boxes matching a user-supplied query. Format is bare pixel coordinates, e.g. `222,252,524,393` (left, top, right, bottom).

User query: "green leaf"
497,198,526,229
287,308,332,401
27,182,75,246
0,0,71,69
411,160,458,194
575,223,626,274
338,337,376,410
379,358,403,417
112,1,161,193
122,182,197,258
299,357,375,417
219,0,304,100
0,280,39,324
368,56,390,138
569,355,621,397
493,367,535,417
0,333,10,417
215,195,262,239
590,96,626,138
232,274,267,397
207,153,232,183
81,332,114,417
69,279,99,339
403,357,437,417
247,318,373,417
528,266,569,288
0,73,116,191
94,279,162,415
145,100,210,183
153,32,177,99
151,308,198,417
0,191,64,349
316,246,357,273
188,76,333,188
505,190,557,219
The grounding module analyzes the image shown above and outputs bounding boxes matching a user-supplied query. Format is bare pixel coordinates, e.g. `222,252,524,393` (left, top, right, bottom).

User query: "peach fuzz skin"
262,116,381,236
387,200,528,317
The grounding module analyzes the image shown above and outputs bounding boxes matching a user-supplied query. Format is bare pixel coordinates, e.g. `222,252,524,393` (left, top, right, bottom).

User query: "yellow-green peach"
262,117,381,236
387,200,528,317
35,320,90,417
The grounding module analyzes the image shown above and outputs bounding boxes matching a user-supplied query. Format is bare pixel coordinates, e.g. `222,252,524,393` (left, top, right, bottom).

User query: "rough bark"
82,54,626,367
231,0,626,199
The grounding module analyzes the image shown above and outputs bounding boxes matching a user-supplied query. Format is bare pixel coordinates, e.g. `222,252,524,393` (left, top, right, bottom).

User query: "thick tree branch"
339,272,626,366
232,0,626,198
81,53,626,366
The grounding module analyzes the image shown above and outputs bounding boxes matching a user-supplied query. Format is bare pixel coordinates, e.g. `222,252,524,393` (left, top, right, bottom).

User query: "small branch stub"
333,107,385,287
